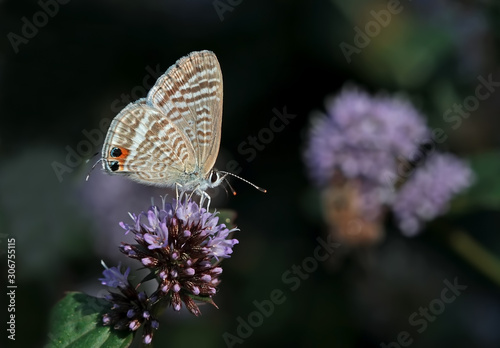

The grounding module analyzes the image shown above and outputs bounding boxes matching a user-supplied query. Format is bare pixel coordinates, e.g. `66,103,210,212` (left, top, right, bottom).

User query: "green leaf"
46,292,133,348
456,151,500,211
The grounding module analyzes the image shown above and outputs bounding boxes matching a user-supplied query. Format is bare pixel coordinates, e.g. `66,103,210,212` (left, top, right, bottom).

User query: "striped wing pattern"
148,51,223,174
101,51,223,188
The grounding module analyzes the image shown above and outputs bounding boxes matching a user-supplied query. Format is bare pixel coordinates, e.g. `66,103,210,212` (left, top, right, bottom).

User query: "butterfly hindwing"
102,101,197,186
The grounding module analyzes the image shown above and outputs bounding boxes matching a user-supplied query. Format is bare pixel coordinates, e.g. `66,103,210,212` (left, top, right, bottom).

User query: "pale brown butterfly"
98,50,264,206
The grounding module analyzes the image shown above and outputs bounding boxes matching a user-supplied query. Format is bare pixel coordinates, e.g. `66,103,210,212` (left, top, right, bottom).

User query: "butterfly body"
101,51,225,195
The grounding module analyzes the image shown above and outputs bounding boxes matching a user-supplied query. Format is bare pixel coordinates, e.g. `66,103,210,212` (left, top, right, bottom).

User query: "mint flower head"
118,197,238,314
100,264,159,345
304,86,473,240
100,197,239,344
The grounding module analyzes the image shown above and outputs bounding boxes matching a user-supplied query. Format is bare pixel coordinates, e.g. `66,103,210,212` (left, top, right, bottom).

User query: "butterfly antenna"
86,153,102,182
85,152,100,164
219,171,267,193
224,177,237,196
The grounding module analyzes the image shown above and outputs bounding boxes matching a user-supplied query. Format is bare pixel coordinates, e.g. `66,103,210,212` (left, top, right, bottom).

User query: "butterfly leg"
199,192,205,209
187,190,196,202
175,183,185,208
198,189,212,211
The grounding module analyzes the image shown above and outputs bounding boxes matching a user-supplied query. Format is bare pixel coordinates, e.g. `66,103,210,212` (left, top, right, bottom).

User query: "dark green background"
1,0,500,347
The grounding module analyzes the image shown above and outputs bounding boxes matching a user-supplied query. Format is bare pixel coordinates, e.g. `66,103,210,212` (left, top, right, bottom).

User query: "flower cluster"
304,86,473,239
100,197,239,344
392,153,473,236
305,88,429,188
100,265,159,344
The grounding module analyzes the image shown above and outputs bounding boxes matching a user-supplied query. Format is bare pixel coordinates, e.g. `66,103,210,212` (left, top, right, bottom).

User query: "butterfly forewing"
147,50,223,175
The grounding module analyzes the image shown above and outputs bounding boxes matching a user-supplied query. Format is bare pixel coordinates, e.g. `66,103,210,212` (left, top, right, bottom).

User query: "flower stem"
448,230,500,287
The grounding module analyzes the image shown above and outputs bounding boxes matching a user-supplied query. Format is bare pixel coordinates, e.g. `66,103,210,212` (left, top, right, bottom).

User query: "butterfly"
100,50,264,206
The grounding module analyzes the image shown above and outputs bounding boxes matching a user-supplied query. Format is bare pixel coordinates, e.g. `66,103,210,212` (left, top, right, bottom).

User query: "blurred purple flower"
393,153,474,236
304,86,473,237
304,87,429,188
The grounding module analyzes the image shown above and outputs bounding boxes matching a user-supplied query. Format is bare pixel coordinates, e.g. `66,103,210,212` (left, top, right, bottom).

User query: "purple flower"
304,86,474,237
393,153,474,236
99,263,130,289
118,197,238,315
99,197,240,344
100,264,159,345
304,87,429,188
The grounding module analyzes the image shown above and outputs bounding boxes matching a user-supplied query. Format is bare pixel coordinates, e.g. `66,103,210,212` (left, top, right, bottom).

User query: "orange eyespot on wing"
109,147,130,159
107,147,130,172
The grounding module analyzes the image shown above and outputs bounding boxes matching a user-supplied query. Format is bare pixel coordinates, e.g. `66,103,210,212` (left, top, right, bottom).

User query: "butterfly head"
206,168,227,189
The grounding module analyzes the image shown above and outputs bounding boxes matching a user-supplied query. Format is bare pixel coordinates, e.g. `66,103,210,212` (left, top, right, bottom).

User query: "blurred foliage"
464,151,500,210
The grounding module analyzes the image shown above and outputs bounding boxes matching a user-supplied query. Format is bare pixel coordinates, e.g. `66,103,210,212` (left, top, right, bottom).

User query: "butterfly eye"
109,161,120,172
110,147,122,157
210,171,219,184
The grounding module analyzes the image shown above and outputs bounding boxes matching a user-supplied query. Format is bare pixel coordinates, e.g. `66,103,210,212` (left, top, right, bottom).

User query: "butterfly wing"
147,50,223,176
101,100,197,187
